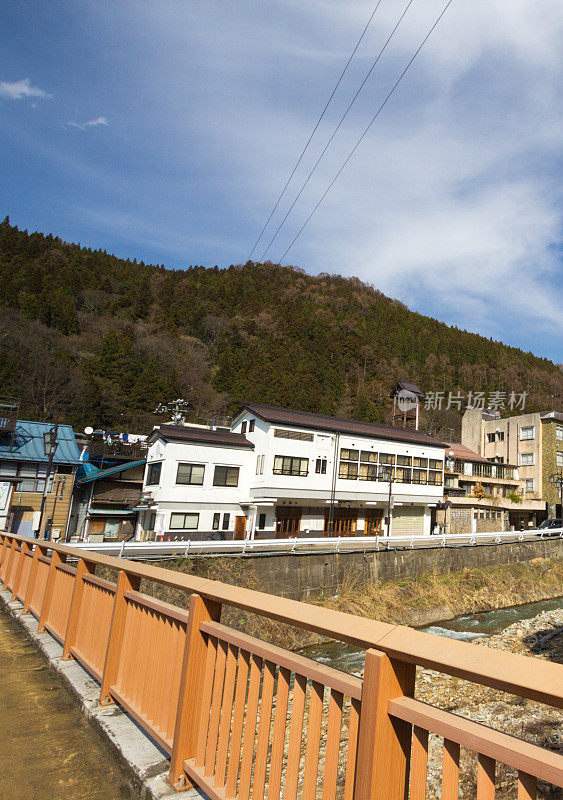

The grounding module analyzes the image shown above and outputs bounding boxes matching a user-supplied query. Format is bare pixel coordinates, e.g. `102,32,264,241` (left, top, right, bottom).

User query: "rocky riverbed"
414,608,562,799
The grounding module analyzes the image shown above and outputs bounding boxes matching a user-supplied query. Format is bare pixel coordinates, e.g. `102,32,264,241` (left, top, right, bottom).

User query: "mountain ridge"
0,216,560,436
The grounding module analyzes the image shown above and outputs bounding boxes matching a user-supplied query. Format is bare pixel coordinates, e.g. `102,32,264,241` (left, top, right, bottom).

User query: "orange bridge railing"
0,532,561,800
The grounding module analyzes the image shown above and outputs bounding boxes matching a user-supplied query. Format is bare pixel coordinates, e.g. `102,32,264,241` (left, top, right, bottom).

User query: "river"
298,595,563,674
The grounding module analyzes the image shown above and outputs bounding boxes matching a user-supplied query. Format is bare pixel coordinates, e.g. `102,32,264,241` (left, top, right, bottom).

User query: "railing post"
37,548,67,633
62,557,96,660
168,592,222,789
354,649,416,800
0,534,7,570
2,538,17,588
12,539,32,601
22,542,45,614
99,569,141,705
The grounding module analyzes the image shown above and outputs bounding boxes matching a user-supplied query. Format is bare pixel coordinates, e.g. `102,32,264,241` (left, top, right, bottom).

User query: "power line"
259,0,416,262
247,1,384,261
279,0,456,264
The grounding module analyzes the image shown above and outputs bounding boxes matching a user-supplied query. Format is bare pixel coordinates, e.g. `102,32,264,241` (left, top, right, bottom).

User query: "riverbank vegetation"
137,555,563,650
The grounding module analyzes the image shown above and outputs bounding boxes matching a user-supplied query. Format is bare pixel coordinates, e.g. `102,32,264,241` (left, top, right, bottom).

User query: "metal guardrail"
69,528,563,559
1,532,562,800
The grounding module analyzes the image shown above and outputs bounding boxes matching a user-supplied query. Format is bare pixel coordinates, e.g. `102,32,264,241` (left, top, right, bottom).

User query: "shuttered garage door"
391,506,425,534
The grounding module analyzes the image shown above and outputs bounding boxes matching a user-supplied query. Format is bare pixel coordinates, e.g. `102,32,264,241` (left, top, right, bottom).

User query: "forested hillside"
0,217,561,437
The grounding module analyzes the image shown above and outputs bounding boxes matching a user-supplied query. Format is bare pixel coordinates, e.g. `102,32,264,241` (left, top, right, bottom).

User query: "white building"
137,404,447,541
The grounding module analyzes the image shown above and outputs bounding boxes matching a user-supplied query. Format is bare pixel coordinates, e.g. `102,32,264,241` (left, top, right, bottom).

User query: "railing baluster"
409,725,429,800
37,549,66,633
323,689,343,800
303,680,324,800
354,650,416,800
99,570,141,705
168,593,221,789
12,539,31,600
205,639,227,777
215,642,238,787
253,659,276,798
225,649,250,798
344,698,361,800
2,538,17,589
518,771,536,800
195,636,218,769
22,543,43,614
0,534,7,574
442,739,460,800
286,672,307,800
238,654,263,800
477,753,495,800
62,557,95,660
268,665,290,800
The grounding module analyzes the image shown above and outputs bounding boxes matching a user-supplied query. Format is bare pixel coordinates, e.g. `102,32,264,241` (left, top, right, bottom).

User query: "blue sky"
1,1,562,362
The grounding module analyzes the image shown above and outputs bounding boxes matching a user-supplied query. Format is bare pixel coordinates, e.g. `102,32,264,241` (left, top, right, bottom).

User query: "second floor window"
146,462,162,486
274,456,308,476
213,466,240,486
339,462,358,480
525,478,535,492
176,463,205,485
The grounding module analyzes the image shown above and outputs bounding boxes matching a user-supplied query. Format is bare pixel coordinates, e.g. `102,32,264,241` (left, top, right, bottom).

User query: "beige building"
462,408,563,521
437,442,543,534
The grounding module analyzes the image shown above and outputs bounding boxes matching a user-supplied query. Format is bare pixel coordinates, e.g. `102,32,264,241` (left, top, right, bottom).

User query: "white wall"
143,413,445,539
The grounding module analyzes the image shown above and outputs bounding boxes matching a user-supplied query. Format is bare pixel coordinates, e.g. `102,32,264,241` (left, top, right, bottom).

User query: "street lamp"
36,423,59,539
380,465,395,537
548,470,563,518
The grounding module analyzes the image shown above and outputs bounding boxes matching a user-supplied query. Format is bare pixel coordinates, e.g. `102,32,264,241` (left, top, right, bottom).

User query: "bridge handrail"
1,531,561,799
1,531,561,705
69,527,563,558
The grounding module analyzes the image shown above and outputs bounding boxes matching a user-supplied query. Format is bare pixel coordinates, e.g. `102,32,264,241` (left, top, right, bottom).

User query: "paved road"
0,607,137,800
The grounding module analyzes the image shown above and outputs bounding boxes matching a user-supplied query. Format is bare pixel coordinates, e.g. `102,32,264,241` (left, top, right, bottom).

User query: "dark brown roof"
239,403,447,448
390,380,424,399
147,425,254,449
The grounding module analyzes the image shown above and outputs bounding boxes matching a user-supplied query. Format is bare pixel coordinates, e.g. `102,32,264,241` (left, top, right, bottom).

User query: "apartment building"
462,408,563,520
438,442,543,534
136,403,446,541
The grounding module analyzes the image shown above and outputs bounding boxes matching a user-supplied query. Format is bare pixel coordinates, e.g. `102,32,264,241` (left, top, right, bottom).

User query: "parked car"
537,518,562,536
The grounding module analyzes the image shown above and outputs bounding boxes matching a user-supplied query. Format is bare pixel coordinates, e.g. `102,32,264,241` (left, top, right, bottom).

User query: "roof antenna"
154,397,191,426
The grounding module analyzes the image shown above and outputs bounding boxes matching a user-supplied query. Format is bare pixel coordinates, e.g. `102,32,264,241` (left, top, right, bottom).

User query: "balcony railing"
87,440,148,461
0,398,19,434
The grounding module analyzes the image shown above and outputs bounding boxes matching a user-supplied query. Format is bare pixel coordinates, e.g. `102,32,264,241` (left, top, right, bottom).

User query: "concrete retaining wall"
226,538,563,601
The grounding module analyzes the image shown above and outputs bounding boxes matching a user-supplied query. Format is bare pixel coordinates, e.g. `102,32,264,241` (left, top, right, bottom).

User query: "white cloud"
42,1,563,355
0,77,51,100
66,116,109,131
